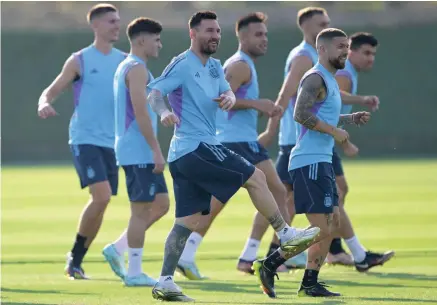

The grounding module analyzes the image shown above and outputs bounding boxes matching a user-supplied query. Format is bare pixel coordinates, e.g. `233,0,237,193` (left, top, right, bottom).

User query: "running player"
147,11,320,302
175,12,289,280
326,32,394,267
254,28,373,298
101,17,169,287
257,7,330,268
37,4,126,280
258,7,380,266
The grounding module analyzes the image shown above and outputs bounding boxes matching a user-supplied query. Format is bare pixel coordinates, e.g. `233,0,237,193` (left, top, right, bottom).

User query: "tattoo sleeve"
338,114,354,125
148,89,170,116
293,74,324,130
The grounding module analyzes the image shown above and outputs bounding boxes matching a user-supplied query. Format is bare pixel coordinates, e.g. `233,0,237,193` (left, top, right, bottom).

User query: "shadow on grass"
1,287,93,295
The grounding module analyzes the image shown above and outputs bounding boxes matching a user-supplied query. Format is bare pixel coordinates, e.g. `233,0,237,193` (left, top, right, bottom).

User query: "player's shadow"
358,297,437,303
1,287,93,295
309,278,437,290
366,271,437,282
1,303,58,305
180,280,266,295
194,301,344,305
0,255,236,266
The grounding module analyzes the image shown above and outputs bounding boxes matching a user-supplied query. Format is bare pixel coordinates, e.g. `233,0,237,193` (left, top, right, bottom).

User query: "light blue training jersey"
147,49,231,162
70,45,126,148
216,50,260,143
279,41,318,146
289,62,342,170
336,59,358,114
114,54,157,166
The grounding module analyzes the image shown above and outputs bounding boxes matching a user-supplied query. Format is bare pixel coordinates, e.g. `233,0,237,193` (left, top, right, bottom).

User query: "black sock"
266,242,280,258
329,238,345,255
71,233,87,268
302,269,319,287
264,249,286,271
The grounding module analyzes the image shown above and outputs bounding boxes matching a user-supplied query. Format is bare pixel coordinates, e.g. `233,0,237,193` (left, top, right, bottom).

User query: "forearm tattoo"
148,89,169,116
294,74,324,130
339,114,354,125
268,210,285,231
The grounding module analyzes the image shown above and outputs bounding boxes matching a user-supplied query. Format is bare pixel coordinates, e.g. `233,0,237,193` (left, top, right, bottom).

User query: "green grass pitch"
2,159,437,304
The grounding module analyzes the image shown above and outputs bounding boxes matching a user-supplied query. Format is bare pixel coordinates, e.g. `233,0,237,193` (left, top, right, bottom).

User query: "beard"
201,39,219,55
329,57,346,69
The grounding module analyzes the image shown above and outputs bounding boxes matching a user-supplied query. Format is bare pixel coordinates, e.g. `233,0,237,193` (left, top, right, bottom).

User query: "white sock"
276,225,296,241
239,238,261,261
127,248,143,277
159,275,174,284
113,230,128,255
179,232,203,263
345,236,367,262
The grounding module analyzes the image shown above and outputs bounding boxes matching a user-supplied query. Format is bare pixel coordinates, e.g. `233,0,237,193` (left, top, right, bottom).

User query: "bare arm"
293,73,335,135
39,55,79,105
340,91,366,105
225,61,259,110
264,56,313,135
338,114,354,125
336,75,352,94
127,65,161,151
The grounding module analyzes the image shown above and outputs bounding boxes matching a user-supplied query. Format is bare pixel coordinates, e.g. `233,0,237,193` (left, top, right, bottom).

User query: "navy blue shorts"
70,144,118,195
122,164,168,203
223,141,270,166
275,145,295,188
289,162,339,214
332,148,344,177
169,142,256,218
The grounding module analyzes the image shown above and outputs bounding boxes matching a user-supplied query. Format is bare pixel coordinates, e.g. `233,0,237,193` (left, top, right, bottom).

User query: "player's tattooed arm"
338,114,354,125
339,111,371,126
148,89,170,116
293,73,324,130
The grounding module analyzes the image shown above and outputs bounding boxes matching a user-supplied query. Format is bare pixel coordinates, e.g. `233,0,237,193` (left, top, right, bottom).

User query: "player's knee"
319,225,332,240
337,179,349,199
89,181,112,207
155,195,170,217
246,168,267,189
90,191,111,207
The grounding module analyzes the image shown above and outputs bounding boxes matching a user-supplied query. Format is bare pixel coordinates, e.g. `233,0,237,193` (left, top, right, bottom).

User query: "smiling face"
240,22,268,57
192,19,221,55
327,36,349,69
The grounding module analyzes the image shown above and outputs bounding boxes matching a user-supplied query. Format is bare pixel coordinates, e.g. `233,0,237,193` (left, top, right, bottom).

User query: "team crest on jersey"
87,166,95,179
149,183,156,197
324,194,332,207
209,67,219,79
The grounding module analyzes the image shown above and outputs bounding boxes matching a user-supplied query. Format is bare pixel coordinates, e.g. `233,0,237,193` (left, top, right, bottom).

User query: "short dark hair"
316,28,347,45
87,3,117,23
297,7,327,26
349,32,378,50
127,17,162,40
236,12,267,32
189,11,217,29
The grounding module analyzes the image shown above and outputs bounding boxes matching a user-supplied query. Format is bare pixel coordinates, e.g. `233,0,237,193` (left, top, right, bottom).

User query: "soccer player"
254,28,372,298
147,11,320,302
258,7,379,266
175,12,289,280
37,4,126,280
102,17,169,287
325,32,394,267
